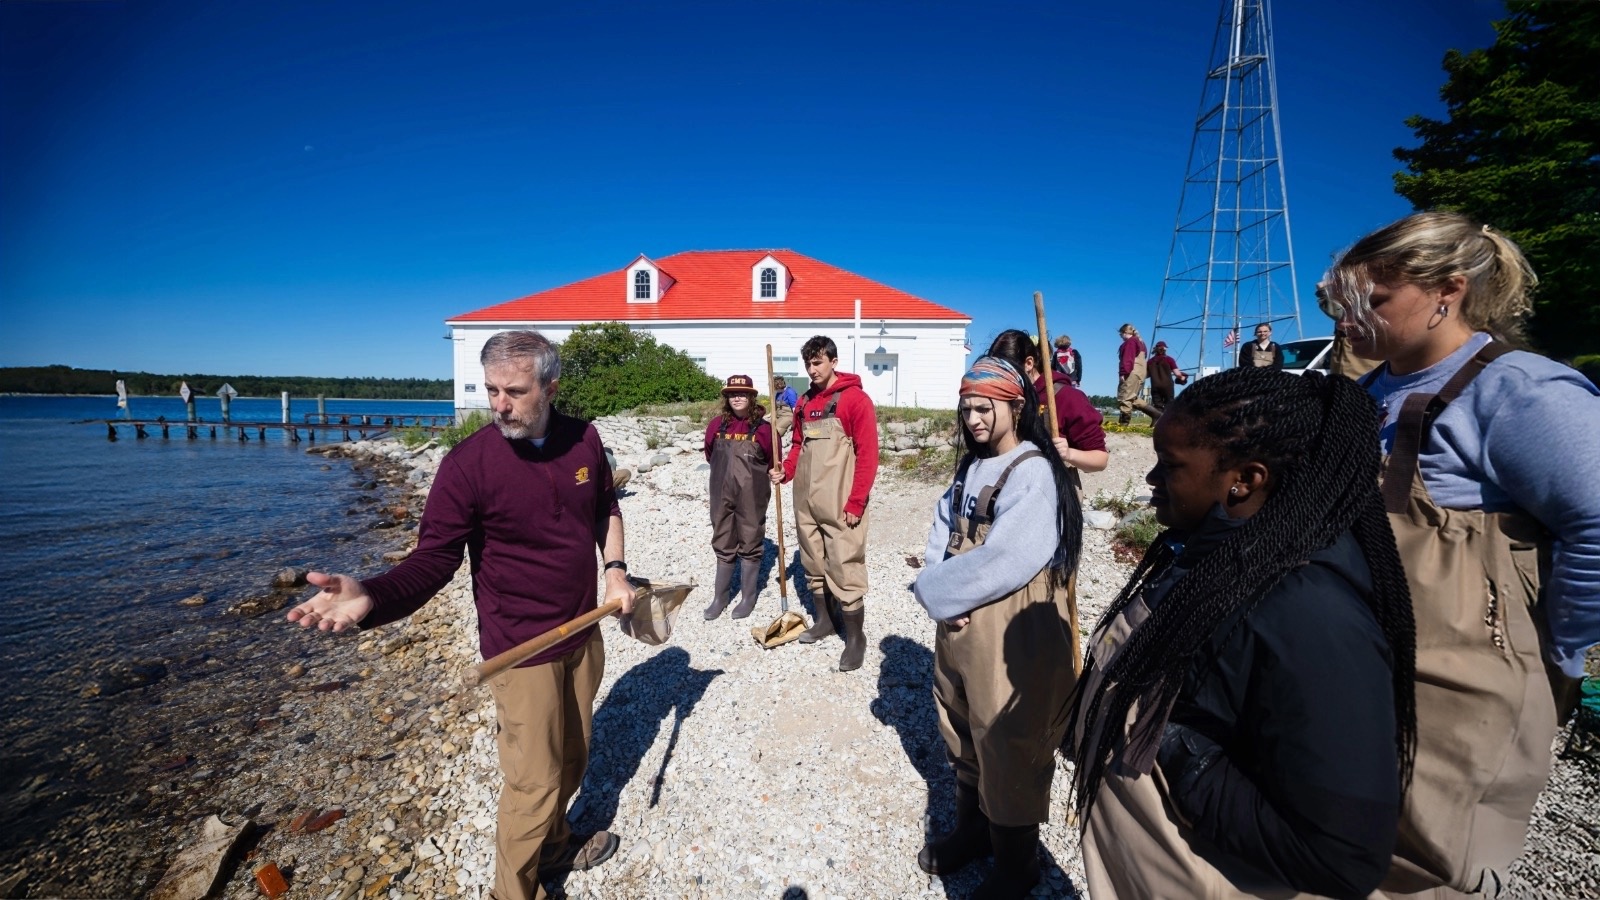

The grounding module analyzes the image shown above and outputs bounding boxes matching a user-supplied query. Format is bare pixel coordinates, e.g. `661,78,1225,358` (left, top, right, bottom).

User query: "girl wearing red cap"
702,374,775,620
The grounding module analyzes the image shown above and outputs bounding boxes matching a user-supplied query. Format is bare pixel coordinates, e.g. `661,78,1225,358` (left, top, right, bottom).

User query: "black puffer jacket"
1148,508,1401,899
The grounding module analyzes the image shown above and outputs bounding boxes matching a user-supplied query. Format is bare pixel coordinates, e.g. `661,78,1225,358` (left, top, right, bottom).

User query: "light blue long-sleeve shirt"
913,443,1058,622
1367,332,1600,678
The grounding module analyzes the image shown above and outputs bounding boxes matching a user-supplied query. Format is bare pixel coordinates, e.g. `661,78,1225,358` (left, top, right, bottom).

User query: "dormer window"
626,254,670,303
751,254,789,302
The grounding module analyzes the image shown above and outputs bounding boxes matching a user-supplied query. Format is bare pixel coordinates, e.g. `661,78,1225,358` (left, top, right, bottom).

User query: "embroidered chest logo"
723,433,750,441
574,466,590,484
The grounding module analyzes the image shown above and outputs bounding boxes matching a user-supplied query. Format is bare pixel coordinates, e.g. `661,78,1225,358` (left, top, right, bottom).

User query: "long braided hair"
977,334,1083,581
1067,366,1415,827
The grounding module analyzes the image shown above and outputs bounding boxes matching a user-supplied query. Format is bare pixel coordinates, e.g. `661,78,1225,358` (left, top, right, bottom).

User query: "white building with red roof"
446,250,972,411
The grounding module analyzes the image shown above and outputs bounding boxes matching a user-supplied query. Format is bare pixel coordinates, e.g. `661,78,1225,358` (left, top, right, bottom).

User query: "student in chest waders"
772,335,879,672
1322,211,1599,897
1067,366,1417,900
911,356,1083,900
702,375,775,620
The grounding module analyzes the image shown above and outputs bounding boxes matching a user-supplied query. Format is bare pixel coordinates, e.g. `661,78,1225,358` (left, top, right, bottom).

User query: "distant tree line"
0,365,452,400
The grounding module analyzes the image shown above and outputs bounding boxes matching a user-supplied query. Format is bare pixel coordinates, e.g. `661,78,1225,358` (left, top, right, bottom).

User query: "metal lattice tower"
1151,0,1302,372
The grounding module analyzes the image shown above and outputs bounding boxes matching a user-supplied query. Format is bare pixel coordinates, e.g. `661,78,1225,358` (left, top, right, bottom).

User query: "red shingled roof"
447,250,969,323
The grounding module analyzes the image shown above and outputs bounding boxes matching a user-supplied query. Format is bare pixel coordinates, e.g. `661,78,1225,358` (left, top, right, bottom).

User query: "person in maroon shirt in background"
1115,324,1149,426
701,374,775,621
1138,340,1187,419
988,330,1110,475
287,331,634,900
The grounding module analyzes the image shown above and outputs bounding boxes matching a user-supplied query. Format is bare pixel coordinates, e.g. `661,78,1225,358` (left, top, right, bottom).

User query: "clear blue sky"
1,0,1502,397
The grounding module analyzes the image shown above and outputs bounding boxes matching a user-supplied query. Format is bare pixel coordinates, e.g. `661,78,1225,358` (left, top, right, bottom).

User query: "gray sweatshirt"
1367,331,1600,678
913,443,1058,621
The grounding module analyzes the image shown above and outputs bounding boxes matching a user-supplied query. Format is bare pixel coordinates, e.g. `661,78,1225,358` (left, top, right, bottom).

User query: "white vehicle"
1280,336,1335,375
1187,336,1335,383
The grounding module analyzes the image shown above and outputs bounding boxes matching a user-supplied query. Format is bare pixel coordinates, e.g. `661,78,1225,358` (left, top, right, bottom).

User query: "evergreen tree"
1393,1,1600,359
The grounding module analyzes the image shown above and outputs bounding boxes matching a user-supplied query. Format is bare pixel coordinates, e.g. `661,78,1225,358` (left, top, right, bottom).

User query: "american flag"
1222,328,1240,348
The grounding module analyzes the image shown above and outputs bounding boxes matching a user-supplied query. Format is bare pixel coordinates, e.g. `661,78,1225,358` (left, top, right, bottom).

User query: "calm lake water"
0,394,451,871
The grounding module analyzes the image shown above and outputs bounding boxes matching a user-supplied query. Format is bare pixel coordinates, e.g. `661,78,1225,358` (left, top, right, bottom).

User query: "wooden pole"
467,599,624,688
1034,292,1060,442
1034,291,1083,678
766,344,790,611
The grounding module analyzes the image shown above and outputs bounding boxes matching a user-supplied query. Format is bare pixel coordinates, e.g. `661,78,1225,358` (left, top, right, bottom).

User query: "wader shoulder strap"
1382,341,1513,513
717,416,731,438
965,449,1044,541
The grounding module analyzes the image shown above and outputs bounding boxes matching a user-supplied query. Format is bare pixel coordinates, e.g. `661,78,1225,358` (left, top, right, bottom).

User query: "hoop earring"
1228,486,1239,496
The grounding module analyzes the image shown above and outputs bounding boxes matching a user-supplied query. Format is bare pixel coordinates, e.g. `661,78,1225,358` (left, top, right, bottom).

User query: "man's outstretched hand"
287,572,374,633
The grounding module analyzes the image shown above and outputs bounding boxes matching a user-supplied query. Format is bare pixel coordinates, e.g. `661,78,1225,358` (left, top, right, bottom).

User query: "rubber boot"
838,607,865,672
916,781,990,875
731,558,762,619
704,560,736,620
971,823,1041,900
797,591,836,643
1117,412,1132,426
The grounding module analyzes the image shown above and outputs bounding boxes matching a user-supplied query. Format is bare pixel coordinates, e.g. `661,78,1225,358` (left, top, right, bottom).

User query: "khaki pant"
933,574,1075,825
793,413,870,610
1116,360,1146,418
794,499,869,611
488,630,605,900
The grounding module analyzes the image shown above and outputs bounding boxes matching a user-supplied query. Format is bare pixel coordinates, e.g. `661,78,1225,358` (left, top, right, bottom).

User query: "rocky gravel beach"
5,419,1592,899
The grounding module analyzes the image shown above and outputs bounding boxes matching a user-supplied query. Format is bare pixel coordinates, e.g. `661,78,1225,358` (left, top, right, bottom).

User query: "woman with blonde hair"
1114,323,1147,426
1321,210,1600,895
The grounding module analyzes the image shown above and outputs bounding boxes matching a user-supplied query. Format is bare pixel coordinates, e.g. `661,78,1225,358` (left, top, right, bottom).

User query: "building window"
760,267,778,298
634,270,652,299
772,355,801,378
689,356,708,371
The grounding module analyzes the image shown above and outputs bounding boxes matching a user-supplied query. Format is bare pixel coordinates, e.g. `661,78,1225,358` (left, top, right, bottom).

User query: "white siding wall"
448,320,971,414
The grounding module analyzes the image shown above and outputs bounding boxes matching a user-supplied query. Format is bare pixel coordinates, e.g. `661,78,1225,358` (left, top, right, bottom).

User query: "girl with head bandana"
910,356,1083,899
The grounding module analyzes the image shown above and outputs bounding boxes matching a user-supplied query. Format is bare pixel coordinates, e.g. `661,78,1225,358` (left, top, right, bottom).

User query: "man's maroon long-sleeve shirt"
359,413,621,667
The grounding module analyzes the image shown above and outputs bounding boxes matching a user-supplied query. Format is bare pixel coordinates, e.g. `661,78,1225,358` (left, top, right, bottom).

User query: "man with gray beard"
289,330,634,900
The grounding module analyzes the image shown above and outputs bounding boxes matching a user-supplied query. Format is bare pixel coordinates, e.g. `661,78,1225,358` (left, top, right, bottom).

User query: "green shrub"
559,323,722,419
1113,509,1162,560
397,424,430,449
1090,478,1145,517
439,411,490,449
887,446,958,481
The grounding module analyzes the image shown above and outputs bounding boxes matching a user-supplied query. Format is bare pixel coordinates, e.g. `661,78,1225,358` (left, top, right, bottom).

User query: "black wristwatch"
604,560,628,573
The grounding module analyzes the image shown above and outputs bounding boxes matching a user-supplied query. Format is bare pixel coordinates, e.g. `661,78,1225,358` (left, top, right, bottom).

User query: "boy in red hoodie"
772,335,880,671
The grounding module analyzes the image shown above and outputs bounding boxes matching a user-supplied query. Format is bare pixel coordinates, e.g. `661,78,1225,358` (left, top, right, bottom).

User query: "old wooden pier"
102,413,458,444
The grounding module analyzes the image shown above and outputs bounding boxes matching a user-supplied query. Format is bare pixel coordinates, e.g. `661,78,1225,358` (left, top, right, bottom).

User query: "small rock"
271,567,309,589
344,864,366,882
177,594,207,607
285,663,306,678
305,808,345,832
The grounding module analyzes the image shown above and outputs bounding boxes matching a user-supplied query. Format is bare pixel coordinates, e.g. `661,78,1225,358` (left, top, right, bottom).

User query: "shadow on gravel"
870,633,1082,899
570,647,723,831
870,635,966,898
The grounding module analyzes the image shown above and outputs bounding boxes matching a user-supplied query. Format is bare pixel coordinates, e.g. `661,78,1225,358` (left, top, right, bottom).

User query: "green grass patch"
1113,509,1162,562
1090,478,1146,517
439,411,491,449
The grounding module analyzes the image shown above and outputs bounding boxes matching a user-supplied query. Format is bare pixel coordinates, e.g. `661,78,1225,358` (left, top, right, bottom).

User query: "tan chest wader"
1076,594,1332,898
792,392,871,670
1373,342,1577,898
1116,348,1149,424
704,416,772,620
933,450,1078,825
1247,343,1277,367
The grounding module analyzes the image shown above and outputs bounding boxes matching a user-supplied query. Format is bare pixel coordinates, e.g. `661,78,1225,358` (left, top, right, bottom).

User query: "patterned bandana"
959,356,1025,401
